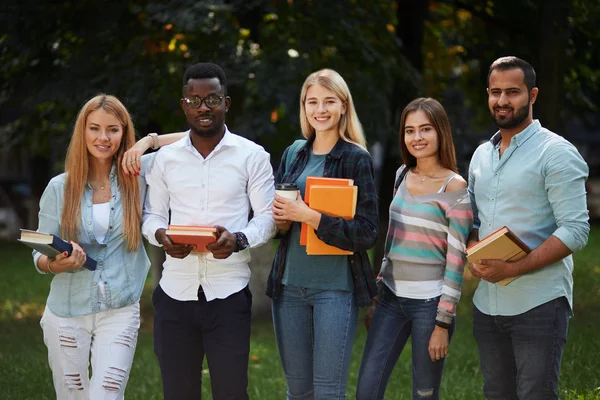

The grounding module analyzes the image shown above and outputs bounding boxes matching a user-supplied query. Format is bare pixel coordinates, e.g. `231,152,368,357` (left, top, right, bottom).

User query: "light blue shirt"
468,120,589,316
33,156,153,317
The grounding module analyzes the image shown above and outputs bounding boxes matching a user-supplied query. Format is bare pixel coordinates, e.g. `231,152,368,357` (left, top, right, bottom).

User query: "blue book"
18,229,97,271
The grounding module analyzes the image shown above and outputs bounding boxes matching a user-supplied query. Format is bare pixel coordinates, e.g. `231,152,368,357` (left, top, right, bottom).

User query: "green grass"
1,228,600,399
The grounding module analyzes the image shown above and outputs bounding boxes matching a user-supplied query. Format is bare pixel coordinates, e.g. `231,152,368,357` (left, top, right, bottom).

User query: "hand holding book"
466,226,531,286
19,229,97,271
43,241,89,273
468,258,523,285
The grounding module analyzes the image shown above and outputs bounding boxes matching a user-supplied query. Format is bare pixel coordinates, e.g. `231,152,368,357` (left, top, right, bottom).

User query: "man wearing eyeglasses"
142,62,277,400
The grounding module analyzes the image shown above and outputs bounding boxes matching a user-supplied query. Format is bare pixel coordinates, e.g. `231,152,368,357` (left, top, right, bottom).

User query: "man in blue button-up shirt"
467,56,589,400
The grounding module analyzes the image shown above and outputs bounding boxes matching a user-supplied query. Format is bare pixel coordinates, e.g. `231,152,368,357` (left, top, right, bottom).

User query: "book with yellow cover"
305,185,357,255
466,226,531,286
165,225,217,253
300,176,354,245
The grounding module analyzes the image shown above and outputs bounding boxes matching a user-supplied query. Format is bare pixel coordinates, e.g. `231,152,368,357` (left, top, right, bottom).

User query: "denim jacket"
33,156,153,317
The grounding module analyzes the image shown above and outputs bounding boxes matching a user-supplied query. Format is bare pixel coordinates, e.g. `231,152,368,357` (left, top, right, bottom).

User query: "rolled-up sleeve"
545,143,590,252
33,179,63,274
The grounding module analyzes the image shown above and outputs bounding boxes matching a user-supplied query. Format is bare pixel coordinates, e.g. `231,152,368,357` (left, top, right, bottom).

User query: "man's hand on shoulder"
206,225,238,259
156,228,194,259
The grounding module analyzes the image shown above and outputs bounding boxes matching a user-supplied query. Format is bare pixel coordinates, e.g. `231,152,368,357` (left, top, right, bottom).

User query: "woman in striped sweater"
356,98,474,400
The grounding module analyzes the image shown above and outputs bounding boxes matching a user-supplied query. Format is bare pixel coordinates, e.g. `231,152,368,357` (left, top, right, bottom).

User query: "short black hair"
487,56,536,92
182,62,227,95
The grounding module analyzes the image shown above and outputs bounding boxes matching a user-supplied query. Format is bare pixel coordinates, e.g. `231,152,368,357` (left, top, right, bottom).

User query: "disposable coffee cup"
275,183,298,200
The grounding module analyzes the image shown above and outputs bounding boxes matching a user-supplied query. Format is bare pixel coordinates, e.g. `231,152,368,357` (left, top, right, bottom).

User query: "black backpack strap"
394,166,409,192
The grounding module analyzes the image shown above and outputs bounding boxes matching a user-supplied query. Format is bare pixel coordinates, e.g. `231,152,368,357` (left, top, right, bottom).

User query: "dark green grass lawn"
1,229,599,399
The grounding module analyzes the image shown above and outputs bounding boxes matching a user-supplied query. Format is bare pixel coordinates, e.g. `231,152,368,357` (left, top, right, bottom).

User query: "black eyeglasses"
182,94,224,109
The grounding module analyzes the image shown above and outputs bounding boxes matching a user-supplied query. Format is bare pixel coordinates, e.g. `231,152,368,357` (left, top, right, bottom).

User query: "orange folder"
165,225,217,252
300,177,354,245
306,185,357,255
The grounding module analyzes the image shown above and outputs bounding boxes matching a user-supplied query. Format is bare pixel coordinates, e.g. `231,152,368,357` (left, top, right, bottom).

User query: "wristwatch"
147,133,159,150
234,232,249,252
435,320,451,329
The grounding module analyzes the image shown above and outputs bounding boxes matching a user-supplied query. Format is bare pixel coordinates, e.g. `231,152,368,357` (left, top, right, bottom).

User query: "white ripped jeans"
40,302,140,399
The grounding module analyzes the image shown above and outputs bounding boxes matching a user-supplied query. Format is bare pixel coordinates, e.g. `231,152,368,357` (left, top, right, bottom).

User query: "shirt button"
92,240,97,244
109,226,112,230
490,198,494,201
101,244,107,248
99,261,103,266
93,282,97,286
87,204,91,207
88,221,92,225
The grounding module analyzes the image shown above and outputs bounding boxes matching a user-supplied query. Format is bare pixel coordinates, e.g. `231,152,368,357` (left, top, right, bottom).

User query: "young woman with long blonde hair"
266,69,379,399
33,94,183,399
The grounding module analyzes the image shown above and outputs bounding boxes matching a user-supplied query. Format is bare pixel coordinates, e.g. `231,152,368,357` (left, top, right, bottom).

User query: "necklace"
90,181,111,199
413,167,443,183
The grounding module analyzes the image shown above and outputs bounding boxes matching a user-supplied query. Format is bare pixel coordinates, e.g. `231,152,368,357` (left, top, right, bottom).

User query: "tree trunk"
535,0,570,133
372,0,428,273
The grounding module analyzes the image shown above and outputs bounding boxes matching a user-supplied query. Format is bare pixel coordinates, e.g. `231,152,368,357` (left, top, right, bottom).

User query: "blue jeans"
272,285,358,400
356,287,455,400
473,297,570,400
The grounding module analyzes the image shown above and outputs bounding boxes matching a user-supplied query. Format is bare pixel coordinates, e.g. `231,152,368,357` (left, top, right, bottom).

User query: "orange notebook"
165,225,217,252
306,185,357,255
300,177,354,245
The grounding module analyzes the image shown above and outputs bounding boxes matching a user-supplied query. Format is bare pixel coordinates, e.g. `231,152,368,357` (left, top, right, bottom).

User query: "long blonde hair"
61,94,141,251
299,69,367,151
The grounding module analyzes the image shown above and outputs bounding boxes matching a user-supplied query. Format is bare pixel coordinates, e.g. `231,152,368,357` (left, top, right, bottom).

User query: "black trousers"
152,284,252,400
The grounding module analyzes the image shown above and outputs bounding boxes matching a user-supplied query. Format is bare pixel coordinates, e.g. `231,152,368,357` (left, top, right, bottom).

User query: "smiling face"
181,77,231,138
403,109,440,161
487,68,537,134
303,84,346,137
85,108,124,162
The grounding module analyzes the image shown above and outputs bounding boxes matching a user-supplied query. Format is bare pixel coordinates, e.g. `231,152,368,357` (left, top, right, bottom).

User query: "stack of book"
301,177,357,255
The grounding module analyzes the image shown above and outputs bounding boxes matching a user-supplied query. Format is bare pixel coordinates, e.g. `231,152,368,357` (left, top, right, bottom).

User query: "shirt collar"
490,119,542,147
184,124,234,156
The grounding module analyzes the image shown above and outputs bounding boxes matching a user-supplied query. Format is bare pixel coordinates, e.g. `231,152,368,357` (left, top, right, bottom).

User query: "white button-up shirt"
142,127,277,301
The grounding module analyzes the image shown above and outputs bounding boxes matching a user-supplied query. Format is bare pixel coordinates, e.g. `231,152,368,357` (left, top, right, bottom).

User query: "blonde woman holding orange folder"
266,69,379,399
356,98,474,400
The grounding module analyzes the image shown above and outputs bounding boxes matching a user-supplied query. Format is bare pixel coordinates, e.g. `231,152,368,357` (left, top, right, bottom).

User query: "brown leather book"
466,226,531,286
